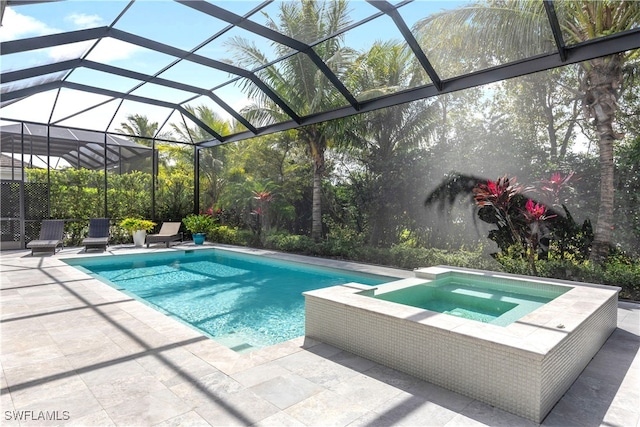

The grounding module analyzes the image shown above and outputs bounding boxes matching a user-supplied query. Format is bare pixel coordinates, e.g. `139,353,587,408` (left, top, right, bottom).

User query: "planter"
120,219,156,247
193,233,206,245
183,215,214,244
133,230,147,247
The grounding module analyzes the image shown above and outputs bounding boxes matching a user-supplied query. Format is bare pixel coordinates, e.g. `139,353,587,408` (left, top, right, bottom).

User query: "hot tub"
303,266,620,423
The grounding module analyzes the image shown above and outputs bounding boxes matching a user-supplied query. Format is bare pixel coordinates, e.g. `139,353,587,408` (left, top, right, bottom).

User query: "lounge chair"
146,222,182,248
82,218,110,252
26,219,65,255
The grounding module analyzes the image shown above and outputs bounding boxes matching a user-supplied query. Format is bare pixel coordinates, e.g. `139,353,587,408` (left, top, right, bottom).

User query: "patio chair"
146,222,183,248
26,219,65,255
82,218,111,252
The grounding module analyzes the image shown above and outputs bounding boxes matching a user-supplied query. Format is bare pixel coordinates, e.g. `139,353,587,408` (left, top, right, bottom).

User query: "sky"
0,0,469,139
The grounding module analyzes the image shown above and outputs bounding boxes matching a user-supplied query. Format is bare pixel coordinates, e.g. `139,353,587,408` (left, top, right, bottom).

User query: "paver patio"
1,245,638,426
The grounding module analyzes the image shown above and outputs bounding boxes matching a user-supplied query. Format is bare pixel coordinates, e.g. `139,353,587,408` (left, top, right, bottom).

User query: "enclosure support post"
194,146,200,215
20,123,25,248
46,125,50,219
151,139,156,221
103,133,108,217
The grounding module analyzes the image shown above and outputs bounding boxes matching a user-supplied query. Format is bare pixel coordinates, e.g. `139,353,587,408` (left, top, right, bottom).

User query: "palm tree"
342,40,435,245
414,0,640,263
226,0,353,241
171,105,233,212
564,1,640,262
115,114,162,173
171,105,232,143
116,114,159,145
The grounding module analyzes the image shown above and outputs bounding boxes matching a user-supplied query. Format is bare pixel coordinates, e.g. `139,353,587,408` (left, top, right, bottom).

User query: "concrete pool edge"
303,265,621,423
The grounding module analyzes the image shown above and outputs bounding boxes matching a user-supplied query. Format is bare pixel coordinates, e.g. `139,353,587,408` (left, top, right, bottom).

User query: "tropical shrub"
496,253,640,301
265,232,316,253
473,173,593,275
120,218,156,233
208,224,241,245
182,213,215,234
318,220,367,258
387,244,497,270
603,261,640,300
107,171,152,219
156,168,193,221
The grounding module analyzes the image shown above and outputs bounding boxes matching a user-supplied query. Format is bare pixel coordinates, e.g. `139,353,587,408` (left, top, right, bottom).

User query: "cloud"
1,7,98,62
48,40,95,61
0,7,58,41
46,37,143,63
1,7,138,62
65,13,102,29
3,6,141,63
85,38,143,63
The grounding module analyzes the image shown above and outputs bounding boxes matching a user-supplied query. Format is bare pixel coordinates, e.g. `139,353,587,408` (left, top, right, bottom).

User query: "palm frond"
414,0,550,69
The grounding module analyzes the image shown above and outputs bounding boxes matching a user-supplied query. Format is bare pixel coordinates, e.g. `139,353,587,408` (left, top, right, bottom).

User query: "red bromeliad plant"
253,190,273,204
428,171,591,276
521,199,557,275
252,191,273,218
473,174,572,276
473,176,523,212
522,199,556,223
473,175,531,248
538,171,575,207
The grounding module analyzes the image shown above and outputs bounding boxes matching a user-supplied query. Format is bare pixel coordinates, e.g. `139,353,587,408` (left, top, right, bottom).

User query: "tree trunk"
544,101,558,161
369,189,388,247
582,55,623,263
591,133,615,263
303,126,326,242
311,162,323,242
309,132,326,243
559,100,580,160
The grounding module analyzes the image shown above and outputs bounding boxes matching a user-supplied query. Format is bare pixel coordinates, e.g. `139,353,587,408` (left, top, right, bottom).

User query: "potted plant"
182,214,214,245
120,218,156,247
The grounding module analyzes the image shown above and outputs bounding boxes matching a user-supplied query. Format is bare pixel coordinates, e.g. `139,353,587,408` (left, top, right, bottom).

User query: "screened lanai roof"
1,0,639,148
0,122,151,169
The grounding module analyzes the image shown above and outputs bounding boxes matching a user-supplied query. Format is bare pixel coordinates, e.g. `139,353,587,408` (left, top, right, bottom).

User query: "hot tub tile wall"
539,294,618,418
305,294,543,421
304,268,620,423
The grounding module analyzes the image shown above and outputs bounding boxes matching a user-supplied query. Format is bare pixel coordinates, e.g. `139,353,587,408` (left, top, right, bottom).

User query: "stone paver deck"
1,244,638,426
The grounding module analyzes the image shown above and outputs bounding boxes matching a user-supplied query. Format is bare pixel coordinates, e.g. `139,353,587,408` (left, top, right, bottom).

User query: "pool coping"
56,243,415,279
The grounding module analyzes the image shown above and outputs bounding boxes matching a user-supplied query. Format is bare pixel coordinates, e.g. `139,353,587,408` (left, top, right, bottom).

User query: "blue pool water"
374,276,569,326
65,249,396,352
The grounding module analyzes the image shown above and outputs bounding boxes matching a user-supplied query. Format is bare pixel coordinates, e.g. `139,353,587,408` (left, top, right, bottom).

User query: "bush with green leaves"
208,225,242,245
387,244,498,270
318,219,367,258
265,232,316,253
603,261,640,300
120,218,156,233
182,214,215,235
495,250,640,301
471,173,594,276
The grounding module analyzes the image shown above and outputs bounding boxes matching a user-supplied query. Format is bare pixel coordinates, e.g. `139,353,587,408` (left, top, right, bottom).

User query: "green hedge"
207,225,242,245
496,255,640,301
264,232,316,254
261,231,638,301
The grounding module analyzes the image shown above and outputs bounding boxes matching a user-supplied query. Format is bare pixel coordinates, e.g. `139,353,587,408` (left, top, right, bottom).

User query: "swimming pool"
64,249,397,352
